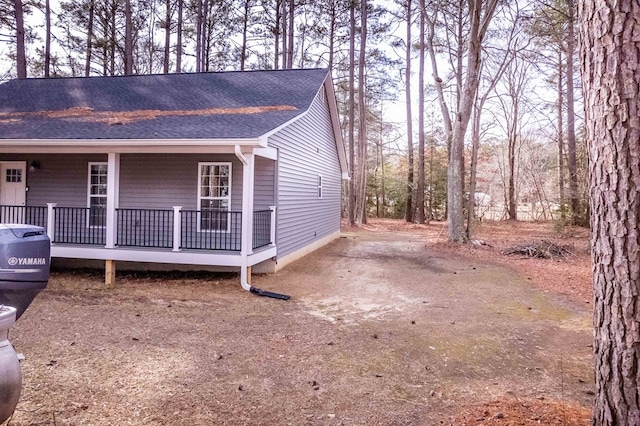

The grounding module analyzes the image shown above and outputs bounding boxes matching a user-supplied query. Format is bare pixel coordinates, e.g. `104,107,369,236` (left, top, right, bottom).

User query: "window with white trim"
317,175,323,199
88,162,107,227
198,162,231,231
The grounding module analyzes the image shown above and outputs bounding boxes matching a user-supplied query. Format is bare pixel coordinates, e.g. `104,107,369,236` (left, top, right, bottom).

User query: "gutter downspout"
234,145,289,300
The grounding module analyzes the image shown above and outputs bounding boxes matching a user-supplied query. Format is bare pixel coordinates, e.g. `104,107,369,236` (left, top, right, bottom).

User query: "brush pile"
501,240,574,259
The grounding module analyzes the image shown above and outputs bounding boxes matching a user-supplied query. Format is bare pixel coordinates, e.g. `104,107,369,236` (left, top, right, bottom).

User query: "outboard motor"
1,306,21,423
0,224,50,424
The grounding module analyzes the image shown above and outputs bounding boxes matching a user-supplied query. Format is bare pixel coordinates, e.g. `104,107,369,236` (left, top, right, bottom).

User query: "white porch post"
240,152,255,257
172,206,182,252
234,145,256,291
46,203,56,242
105,153,120,249
269,205,276,245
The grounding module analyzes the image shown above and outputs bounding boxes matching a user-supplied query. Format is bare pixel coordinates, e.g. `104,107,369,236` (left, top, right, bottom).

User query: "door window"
5,169,22,183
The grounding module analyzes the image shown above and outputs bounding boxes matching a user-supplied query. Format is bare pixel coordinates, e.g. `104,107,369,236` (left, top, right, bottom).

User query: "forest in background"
0,0,587,240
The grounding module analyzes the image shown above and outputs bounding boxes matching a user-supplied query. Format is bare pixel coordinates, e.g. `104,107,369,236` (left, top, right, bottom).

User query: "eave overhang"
0,137,264,154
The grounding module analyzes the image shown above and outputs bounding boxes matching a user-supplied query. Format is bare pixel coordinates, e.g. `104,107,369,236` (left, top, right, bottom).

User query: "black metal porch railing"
252,210,272,250
0,205,274,252
0,205,47,230
180,210,242,251
53,206,106,245
116,208,173,248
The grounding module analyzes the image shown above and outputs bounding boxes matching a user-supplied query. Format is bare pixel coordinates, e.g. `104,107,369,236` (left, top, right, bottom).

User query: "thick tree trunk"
447,0,497,243
404,0,414,223
14,0,26,78
579,2,640,424
448,3,478,242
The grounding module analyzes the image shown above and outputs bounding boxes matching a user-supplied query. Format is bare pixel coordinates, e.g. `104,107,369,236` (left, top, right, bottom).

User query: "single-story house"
0,68,348,294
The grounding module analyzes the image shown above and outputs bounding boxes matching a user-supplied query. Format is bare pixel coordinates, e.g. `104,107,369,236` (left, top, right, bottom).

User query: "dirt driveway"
9,227,593,425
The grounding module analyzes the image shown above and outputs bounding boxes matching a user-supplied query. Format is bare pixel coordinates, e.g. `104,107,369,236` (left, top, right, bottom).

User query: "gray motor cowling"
0,223,50,423
0,306,21,424
0,224,50,319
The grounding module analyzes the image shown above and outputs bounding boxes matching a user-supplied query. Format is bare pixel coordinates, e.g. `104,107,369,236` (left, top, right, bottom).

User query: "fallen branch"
501,240,574,259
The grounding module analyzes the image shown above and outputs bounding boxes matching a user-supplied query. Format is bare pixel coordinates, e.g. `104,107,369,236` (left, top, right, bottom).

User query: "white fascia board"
256,72,349,181
0,138,262,154
257,113,307,146
323,75,349,180
253,147,278,160
51,245,244,266
248,245,277,266
51,245,276,267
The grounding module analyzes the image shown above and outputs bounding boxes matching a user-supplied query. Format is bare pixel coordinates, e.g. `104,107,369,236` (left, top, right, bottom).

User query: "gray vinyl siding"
0,153,247,211
268,89,342,259
119,154,243,211
0,153,107,207
254,156,275,210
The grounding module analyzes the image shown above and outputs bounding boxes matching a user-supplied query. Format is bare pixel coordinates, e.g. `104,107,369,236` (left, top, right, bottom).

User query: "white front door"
0,162,27,206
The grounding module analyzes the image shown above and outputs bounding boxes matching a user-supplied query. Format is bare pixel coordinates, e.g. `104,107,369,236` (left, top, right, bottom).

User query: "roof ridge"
3,68,329,84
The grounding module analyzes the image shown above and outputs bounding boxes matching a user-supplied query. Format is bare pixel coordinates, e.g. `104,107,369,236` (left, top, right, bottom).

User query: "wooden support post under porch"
101,261,256,288
105,260,116,287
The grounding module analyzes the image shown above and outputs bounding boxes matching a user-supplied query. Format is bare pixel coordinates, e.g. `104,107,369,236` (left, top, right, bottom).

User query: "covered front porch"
0,141,280,287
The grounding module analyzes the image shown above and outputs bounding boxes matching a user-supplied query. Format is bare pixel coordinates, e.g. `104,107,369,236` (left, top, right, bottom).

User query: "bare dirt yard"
7,220,594,425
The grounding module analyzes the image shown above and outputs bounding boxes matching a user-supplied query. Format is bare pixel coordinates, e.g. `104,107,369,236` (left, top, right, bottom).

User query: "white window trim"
197,162,232,233
87,162,108,229
317,174,323,199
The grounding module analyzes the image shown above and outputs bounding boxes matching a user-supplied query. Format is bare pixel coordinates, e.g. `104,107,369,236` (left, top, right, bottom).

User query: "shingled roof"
0,68,330,140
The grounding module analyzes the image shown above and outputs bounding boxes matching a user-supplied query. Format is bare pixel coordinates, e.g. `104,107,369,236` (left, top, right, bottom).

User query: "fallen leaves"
0,105,298,125
451,398,592,425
